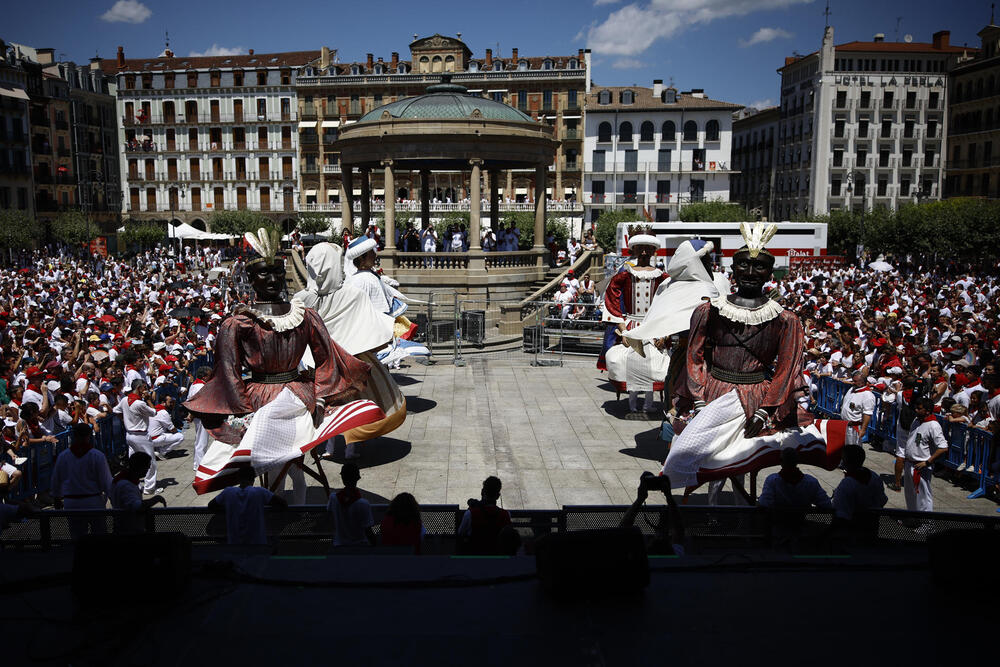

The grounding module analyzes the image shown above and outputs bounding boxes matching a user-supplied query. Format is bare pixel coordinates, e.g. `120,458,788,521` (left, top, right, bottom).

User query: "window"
468,61,479,72
624,150,638,171
860,90,871,108
444,56,455,72
663,89,677,104
639,121,654,142
493,61,503,72
619,121,633,142
683,120,697,141
657,149,672,171
882,91,893,108
141,73,152,89
620,90,634,105
835,90,847,108
705,119,720,141
567,59,577,69
257,70,268,85
280,69,291,85
928,91,939,109
124,74,135,89
233,70,243,87
187,72,198,88
210,70,220,87
543,90,552,110
568,90,578,109
518,60,528,71
491,91,504,103
592,150,605,171
905,91,916,109
597,121,612,142
517,93,527,111
598,90,611,105
662,120,675,141
543,59,553,70
592,180,605,203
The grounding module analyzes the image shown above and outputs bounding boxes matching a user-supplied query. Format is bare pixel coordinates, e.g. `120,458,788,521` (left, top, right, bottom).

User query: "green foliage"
119,222,167,250
51,210,96,245
594,209,640,252
499,211,534,248
546,218,571,248
296,212,332,236
0,209,40,249
209,210,275,236
678,200,749,222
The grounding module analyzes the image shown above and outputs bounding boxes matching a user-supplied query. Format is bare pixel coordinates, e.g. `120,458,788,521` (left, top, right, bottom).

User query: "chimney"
511,47,518,62
652,79,663,97
485,48,493,68
116,45,125,70
164,48,173,58
784,56,798,66
578,48,585,61
933,30,950,49
366,53,374,69
391,51,399,69
321,46,330,69
873,33,885,43
36,48,54,65
248,49,254,55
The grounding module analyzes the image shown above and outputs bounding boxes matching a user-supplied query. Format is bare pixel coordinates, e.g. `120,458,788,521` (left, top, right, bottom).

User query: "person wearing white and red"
895,397,948,512
187,366,211,472
117,380,160,495
553,283,575,319
148,395,183,460
209,465,287,545
840,371,876,445
48,424,113,539
21,367,45,409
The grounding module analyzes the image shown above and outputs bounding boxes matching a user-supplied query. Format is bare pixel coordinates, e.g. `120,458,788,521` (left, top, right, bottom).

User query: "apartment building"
102,46,318,228
731,106,779,219
582,81,741,223
945,18,1000,199
0,39,33,216
774,27,973,218
294,35,588,213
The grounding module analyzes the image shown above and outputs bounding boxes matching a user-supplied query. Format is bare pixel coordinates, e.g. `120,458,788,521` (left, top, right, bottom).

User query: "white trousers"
707,475,748,506
628,391,654,412
126,432,158,494
274,462,307,505
152,431,184,454
903,461,934,512
192,418,209,472
64,495,107,540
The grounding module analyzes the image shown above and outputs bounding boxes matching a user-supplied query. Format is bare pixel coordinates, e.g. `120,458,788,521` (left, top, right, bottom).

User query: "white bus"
615,221,828,269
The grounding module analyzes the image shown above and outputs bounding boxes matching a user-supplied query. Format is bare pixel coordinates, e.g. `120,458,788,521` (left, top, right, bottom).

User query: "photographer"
619,472,686,556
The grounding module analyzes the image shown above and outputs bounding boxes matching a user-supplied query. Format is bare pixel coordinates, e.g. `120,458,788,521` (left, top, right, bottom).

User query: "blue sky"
4,0,990,109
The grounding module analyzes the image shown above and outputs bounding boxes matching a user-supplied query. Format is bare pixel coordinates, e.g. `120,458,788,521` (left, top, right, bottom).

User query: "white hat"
345,236,377,260
627,234,660,250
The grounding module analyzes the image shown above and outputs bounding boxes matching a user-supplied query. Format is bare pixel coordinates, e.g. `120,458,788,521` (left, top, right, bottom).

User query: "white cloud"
746,98,775,110
612,57,648,69
188,45,245,58
739,27,793,47
582,0,813,56
99,0,151,24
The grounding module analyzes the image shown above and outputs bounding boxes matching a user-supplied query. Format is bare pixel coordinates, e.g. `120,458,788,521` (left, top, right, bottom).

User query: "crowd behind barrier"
814,375,998,500
2,504,998,552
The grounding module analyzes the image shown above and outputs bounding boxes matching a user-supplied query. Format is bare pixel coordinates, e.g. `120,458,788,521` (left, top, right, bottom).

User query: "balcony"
322,164,341,173
876,157,899,170
123,112,298,126
829,156,853,170
301,135,318,145
830,128,850,142
57,147,70,157
301,104,317,119
563,129,579,141
302,165,319,174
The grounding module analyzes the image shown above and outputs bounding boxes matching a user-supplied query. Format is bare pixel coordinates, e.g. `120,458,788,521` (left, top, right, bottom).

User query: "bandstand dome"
358,80,534,123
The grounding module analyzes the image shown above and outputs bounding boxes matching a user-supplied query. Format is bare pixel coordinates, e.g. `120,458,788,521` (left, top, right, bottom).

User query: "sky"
3,0,992,110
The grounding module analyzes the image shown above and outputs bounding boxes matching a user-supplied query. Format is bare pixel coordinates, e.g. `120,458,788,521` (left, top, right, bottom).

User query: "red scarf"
920,414,938,424
126,393,140,406
26,383,40,393
902,389,914,402
851,386,871,394
989,388,1000,399
154,404,166,413
336,487,361,507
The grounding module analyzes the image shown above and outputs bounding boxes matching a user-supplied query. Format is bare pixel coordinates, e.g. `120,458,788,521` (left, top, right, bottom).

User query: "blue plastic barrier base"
967,487,986,500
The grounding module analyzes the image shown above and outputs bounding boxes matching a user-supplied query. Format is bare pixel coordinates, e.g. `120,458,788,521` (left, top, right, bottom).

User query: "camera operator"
619,471,686,555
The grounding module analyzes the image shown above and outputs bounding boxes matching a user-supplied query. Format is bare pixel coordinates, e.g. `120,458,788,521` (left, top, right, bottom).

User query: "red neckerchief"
192,379,205,386
902,389,914,402
126,393,140,406
10,399,20,407
779,468,804,484
125,365,136,373
851,386,871,394
989,388,1000,398
154,404,166,412
920,414,938,424
336,487,361,507
26,384,40,393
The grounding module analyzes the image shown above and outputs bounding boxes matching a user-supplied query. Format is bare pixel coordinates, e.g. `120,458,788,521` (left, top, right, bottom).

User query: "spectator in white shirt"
147,396,183,461
49,424,113,540
840,371,876,445
895,397,948,512
208,466,287,545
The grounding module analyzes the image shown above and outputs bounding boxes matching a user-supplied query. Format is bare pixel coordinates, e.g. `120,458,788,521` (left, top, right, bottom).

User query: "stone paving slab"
156,357,1000,516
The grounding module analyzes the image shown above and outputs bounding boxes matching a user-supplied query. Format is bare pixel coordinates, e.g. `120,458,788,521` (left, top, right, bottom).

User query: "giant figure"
661,222,845,492
184,229,385,500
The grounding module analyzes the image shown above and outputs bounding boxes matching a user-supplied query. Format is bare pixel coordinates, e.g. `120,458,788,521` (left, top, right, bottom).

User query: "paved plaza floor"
155,356,1000,516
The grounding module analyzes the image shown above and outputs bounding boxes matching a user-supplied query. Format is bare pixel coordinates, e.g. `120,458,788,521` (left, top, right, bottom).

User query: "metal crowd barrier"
2,504,997,552
814,376,997,500
3,414,128,502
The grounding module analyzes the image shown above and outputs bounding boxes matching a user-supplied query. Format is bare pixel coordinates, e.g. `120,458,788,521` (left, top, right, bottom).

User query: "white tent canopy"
168,222,236,241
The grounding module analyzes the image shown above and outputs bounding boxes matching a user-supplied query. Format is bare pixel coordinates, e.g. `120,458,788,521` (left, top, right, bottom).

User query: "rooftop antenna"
895,16,903,41
992,2,996,24
668,75,675,88
823,0,831,28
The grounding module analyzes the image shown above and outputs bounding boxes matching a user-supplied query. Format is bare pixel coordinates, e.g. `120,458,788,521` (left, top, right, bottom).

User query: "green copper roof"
358,77,534,123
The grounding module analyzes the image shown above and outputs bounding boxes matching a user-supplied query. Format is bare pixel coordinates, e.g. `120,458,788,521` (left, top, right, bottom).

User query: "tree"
119,223,167,251
51,210,96,245
0,210,40,251
594,209,640,252
296,211,332,236
209,210,275,236
678,200,749,222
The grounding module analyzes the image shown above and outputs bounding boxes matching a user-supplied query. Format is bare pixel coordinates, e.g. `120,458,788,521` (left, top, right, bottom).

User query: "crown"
628,224,653,237
244,227,281,267
738,221,777,258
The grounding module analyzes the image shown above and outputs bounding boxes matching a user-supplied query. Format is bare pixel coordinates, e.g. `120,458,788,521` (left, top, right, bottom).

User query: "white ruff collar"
710,294,783,325
626,265,663,279
247,298,306,332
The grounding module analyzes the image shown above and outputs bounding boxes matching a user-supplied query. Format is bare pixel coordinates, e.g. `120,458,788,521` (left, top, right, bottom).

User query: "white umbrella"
868,260,893,272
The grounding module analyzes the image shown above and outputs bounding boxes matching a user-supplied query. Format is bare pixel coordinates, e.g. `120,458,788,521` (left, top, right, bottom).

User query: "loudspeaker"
73,532,191,606
535,527,649,597
927,528,1000,587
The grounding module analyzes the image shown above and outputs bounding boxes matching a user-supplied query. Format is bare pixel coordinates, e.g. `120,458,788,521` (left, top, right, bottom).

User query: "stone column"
420,169,431,229
469,159,482,250
341,167,353,230
506,170,513,201
360,167,371,228
533,165,546,249
383,160,395,251
489,170,500,231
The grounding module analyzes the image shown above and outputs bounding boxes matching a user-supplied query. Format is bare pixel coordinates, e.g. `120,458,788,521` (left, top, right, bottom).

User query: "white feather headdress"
244,227,281,266
738,221,777,258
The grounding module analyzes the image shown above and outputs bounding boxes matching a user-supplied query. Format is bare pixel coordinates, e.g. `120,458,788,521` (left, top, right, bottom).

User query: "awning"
373,189,385,195
561,115,581,120
343,120,356,126
545,188,553,195
0,85,29,101
321,120,340,128
298,121,317,129
515,188,527,195
352,188,362,195
305,188,317,195
327,189,338,195
565,187,576,194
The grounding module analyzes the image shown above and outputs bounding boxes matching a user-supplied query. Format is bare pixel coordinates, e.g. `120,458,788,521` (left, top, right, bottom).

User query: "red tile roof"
99,50,321,75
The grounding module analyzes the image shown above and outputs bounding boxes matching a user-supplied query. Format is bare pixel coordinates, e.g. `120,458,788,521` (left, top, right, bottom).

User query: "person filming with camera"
619,471,687,556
